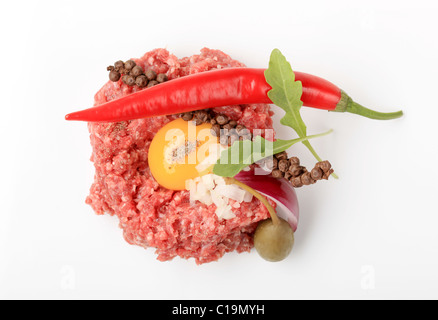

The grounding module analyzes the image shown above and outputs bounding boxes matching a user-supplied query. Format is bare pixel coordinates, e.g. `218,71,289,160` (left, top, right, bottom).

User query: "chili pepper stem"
334,90,403,120
347,101,404,120
225,177,280,226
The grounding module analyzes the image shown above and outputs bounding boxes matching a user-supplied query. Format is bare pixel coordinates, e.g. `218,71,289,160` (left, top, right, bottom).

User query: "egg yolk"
148,118,219,190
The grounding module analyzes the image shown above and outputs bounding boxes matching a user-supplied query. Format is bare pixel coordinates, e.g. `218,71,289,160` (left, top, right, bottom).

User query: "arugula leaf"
264,49,327,164
265,49,306,137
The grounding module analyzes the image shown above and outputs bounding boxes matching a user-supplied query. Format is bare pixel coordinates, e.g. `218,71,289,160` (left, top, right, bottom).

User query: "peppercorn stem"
225,177,280,225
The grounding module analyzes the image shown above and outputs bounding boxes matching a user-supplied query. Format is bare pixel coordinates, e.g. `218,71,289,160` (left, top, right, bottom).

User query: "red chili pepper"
65,68,402,122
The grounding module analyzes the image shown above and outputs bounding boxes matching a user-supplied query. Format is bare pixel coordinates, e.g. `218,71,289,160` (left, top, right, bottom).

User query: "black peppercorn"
125,75,136,86
228,120,238,128
156,73,168,82
147,80,159,87
181,112,194,121
228,132,239,145
274,151,288,160
310,167,323,180
114,60,125,71
194,110,209,124
215,114,229,125
272,169,284,179
288,165,304,177
291,176,303,188
145,69,157,81
318,160,332,173
109,70,121,82
223,123,233,131
211,124,221,137
124,60,136,71
278,159,289,172
238,128,251,140
131,65,144,77
272,157,278,169
135,75,148,87
323,168,334,180
219,130,229,145
235,124,246,132
289,157,300,166
301,172,314,185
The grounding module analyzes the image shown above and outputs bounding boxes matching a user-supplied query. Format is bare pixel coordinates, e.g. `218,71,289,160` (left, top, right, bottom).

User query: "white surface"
1,0,437,300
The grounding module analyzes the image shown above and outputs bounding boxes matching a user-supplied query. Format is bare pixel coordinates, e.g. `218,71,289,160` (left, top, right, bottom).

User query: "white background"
1,0,437,300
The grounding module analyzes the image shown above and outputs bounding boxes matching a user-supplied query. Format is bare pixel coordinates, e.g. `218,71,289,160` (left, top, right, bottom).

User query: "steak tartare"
85,48,275,264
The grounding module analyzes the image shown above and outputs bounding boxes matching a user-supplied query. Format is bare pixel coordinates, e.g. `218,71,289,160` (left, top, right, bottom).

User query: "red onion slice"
235,170,299,231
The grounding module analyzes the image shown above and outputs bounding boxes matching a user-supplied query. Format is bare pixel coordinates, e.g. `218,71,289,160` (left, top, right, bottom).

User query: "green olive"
254,218,294,262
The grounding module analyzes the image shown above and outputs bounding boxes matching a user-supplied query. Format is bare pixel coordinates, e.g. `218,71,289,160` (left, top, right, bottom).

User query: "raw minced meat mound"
86,48,275,264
